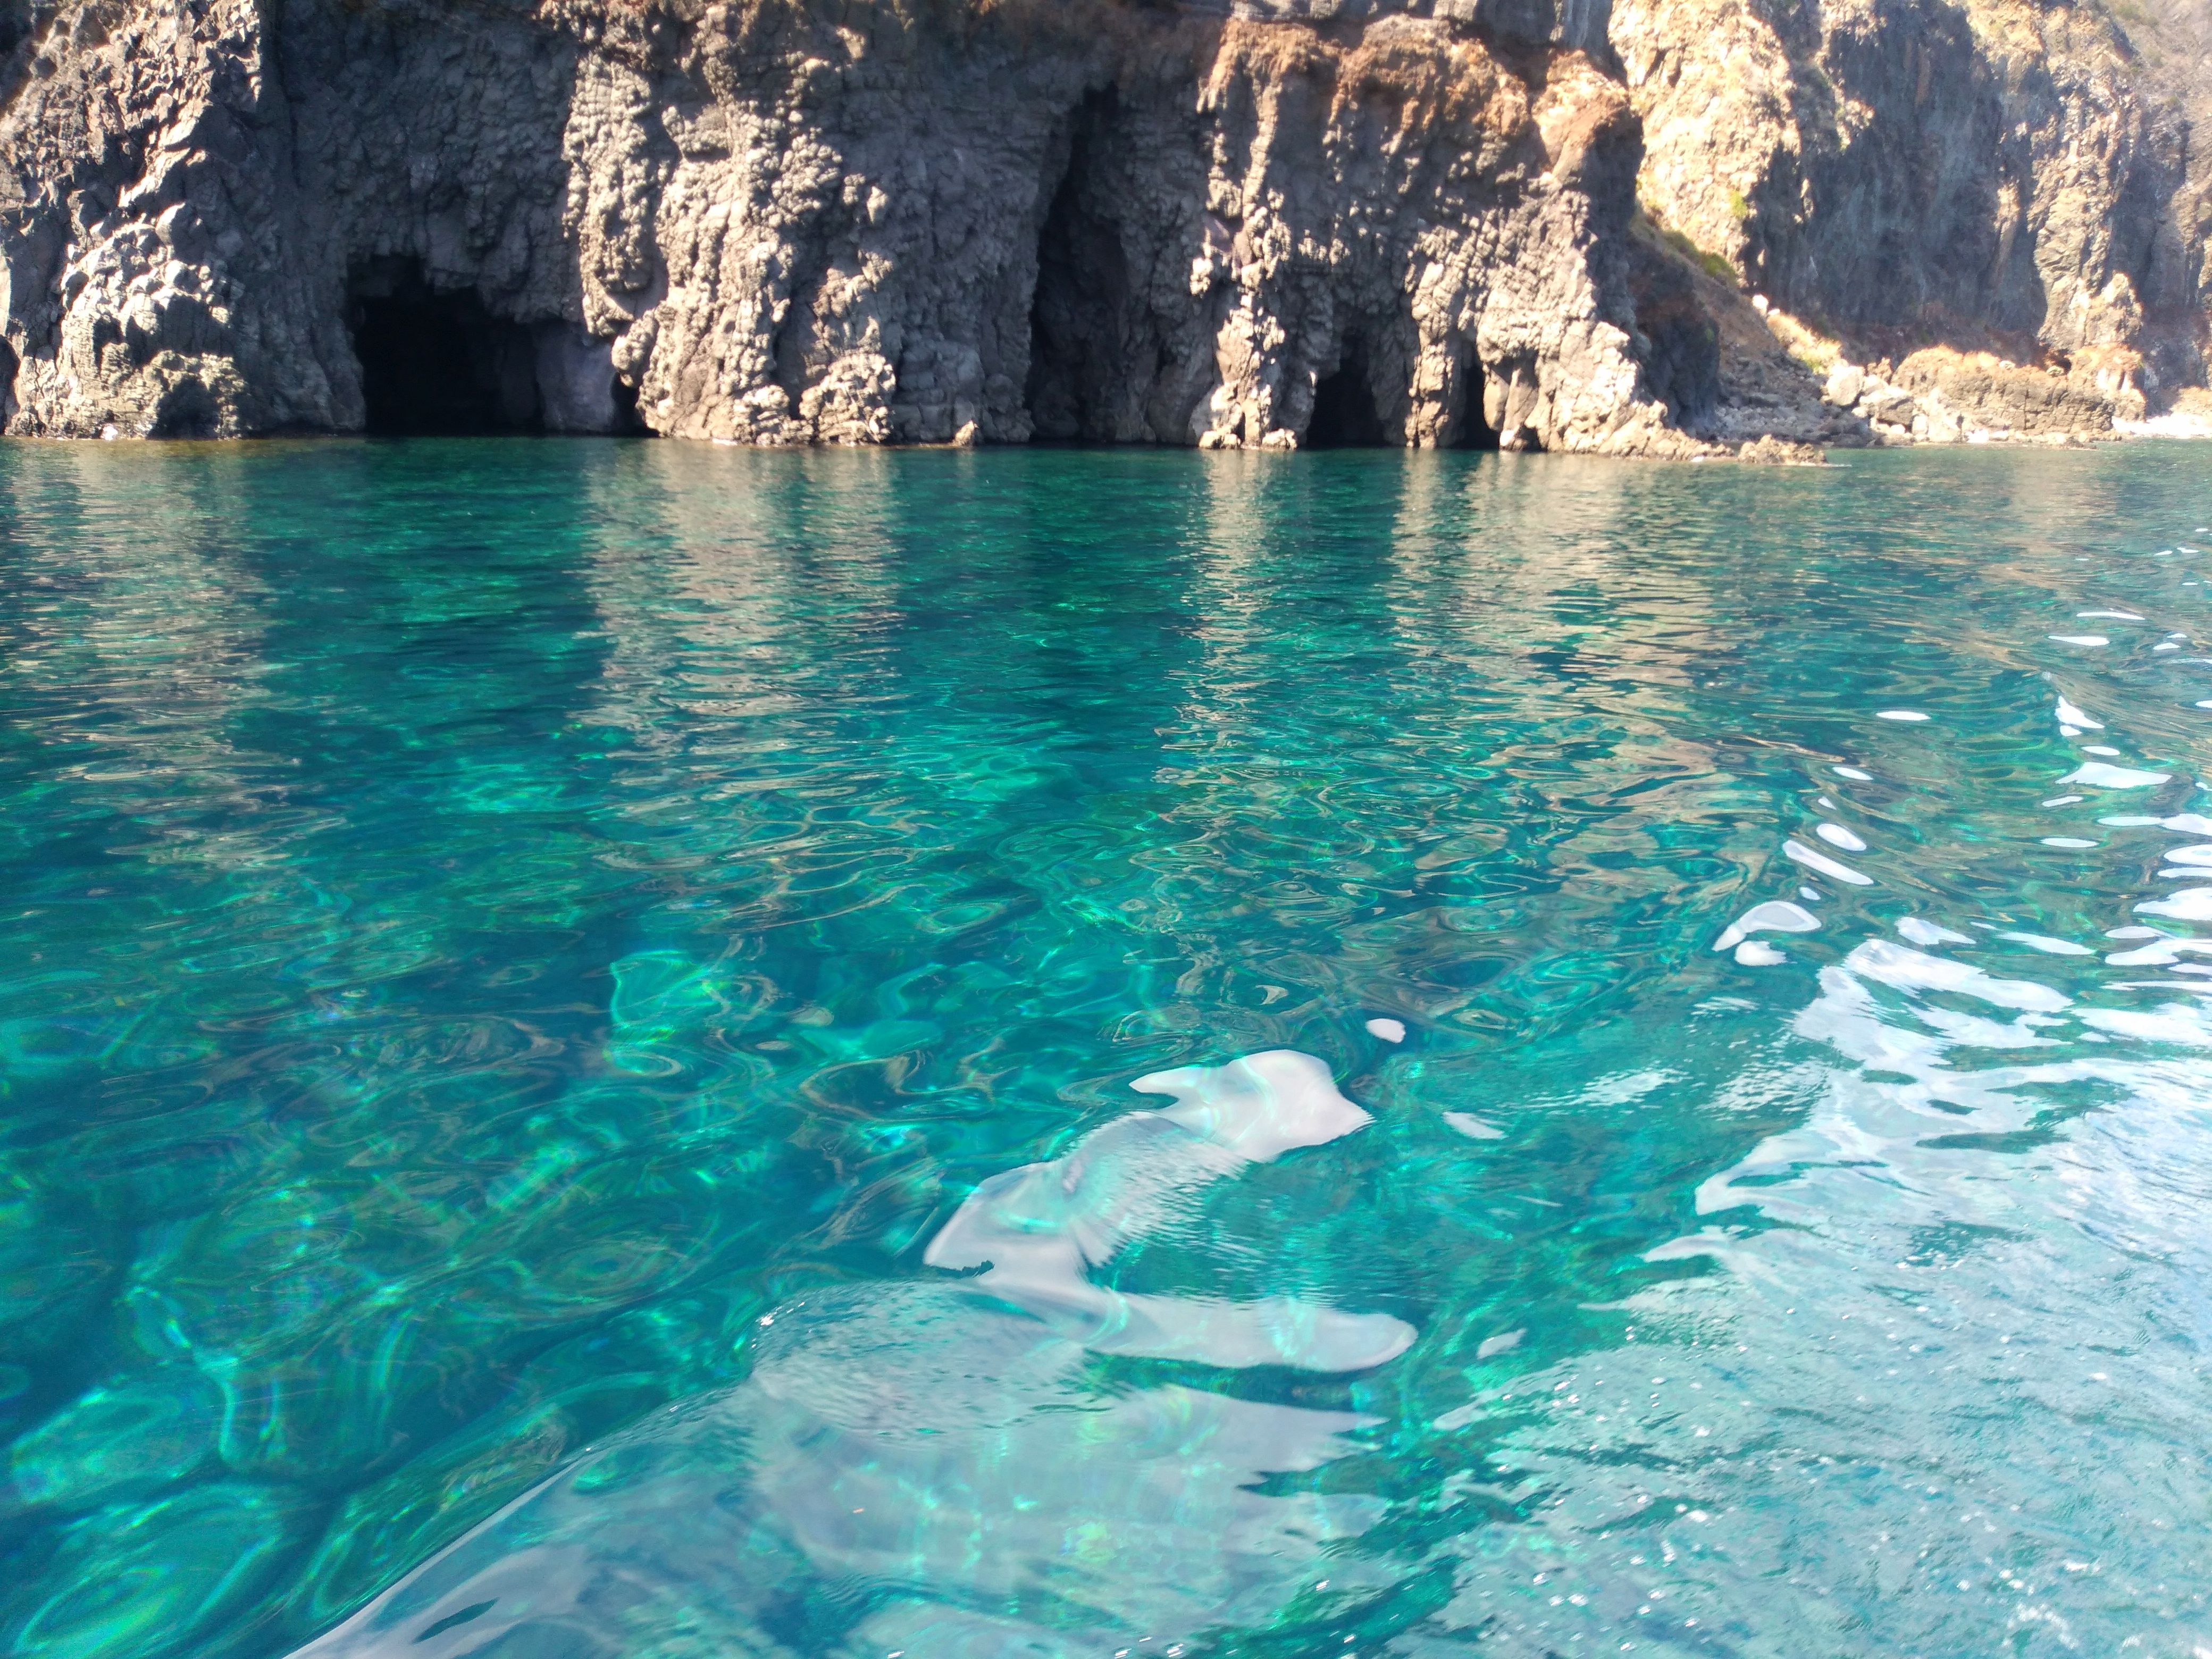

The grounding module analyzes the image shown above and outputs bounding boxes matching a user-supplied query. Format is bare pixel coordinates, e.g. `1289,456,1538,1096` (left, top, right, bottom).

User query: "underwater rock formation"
0,0,2204,450
286,1049,1413,1658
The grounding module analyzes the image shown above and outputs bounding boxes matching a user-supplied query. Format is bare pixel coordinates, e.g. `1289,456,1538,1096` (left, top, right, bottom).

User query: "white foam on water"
1998,932,2094,957
2078,1004,2212,1045
1713,900,1821,952
1364,1017,1406,1043
1815,822,1869,853
1735,941,1787,966
2106,939,2212,966
1846,940,2070,1012
1785,839,1874,885
2064,762,2173,789
2137,887,2212,921
1875,711,1928,722
1899,917,1974,946
2054,696,2104,729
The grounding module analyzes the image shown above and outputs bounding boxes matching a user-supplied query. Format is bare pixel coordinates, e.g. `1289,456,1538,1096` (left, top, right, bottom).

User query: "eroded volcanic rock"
0,0,2203,450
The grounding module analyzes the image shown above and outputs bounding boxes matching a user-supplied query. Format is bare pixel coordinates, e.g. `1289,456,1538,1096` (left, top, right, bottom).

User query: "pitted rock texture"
0,0,1711,453
1613,0,2209,410
0,0,2204,450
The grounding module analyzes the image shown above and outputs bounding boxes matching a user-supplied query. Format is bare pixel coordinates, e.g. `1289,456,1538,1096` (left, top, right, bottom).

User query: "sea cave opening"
1452,360,1499,450
1305,339,1389,448
348,259,543,436
1027,89,1132,443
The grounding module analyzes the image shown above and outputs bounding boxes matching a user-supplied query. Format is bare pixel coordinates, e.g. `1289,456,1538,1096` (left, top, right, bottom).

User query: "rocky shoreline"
1,0,2205,455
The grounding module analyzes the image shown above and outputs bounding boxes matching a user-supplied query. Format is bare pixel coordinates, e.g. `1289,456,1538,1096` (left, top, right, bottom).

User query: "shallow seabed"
2,439,2209,1659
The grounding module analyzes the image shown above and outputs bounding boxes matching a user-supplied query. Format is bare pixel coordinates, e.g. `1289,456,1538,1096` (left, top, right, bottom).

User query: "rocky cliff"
0,0,2204,451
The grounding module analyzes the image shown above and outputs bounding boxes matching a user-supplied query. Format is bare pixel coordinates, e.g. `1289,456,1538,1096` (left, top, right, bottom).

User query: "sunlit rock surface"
0,0,2203,449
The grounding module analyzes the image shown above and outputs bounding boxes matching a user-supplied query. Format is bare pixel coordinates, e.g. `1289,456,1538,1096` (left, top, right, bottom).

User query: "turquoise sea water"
2,438,2210,1658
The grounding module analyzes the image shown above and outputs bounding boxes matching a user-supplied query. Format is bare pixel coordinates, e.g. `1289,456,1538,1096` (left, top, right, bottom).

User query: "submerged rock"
286,1049,1412,1657
1736,434,1825,465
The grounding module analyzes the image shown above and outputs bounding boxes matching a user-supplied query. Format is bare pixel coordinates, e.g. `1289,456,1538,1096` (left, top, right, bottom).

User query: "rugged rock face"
0,0,2205,451
1615,0,2209,418
0,0,1708,451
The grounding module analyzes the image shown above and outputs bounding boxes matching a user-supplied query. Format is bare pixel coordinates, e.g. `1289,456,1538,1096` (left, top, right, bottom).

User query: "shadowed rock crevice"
1451,356,1500,448
147,376,219,439
1305,334,1390,447
1625,231,1722,430
1027,88,1137,443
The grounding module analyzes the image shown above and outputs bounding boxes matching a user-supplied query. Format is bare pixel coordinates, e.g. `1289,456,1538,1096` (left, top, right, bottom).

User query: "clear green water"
2,439,2210,1659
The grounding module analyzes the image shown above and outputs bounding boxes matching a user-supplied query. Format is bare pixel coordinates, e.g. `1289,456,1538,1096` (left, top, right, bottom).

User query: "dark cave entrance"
348,259,543,435
148,378,220,440
1027,89,1132,443
1305,337,1389,449
1452,359,1499,450
1308,336,1498,451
